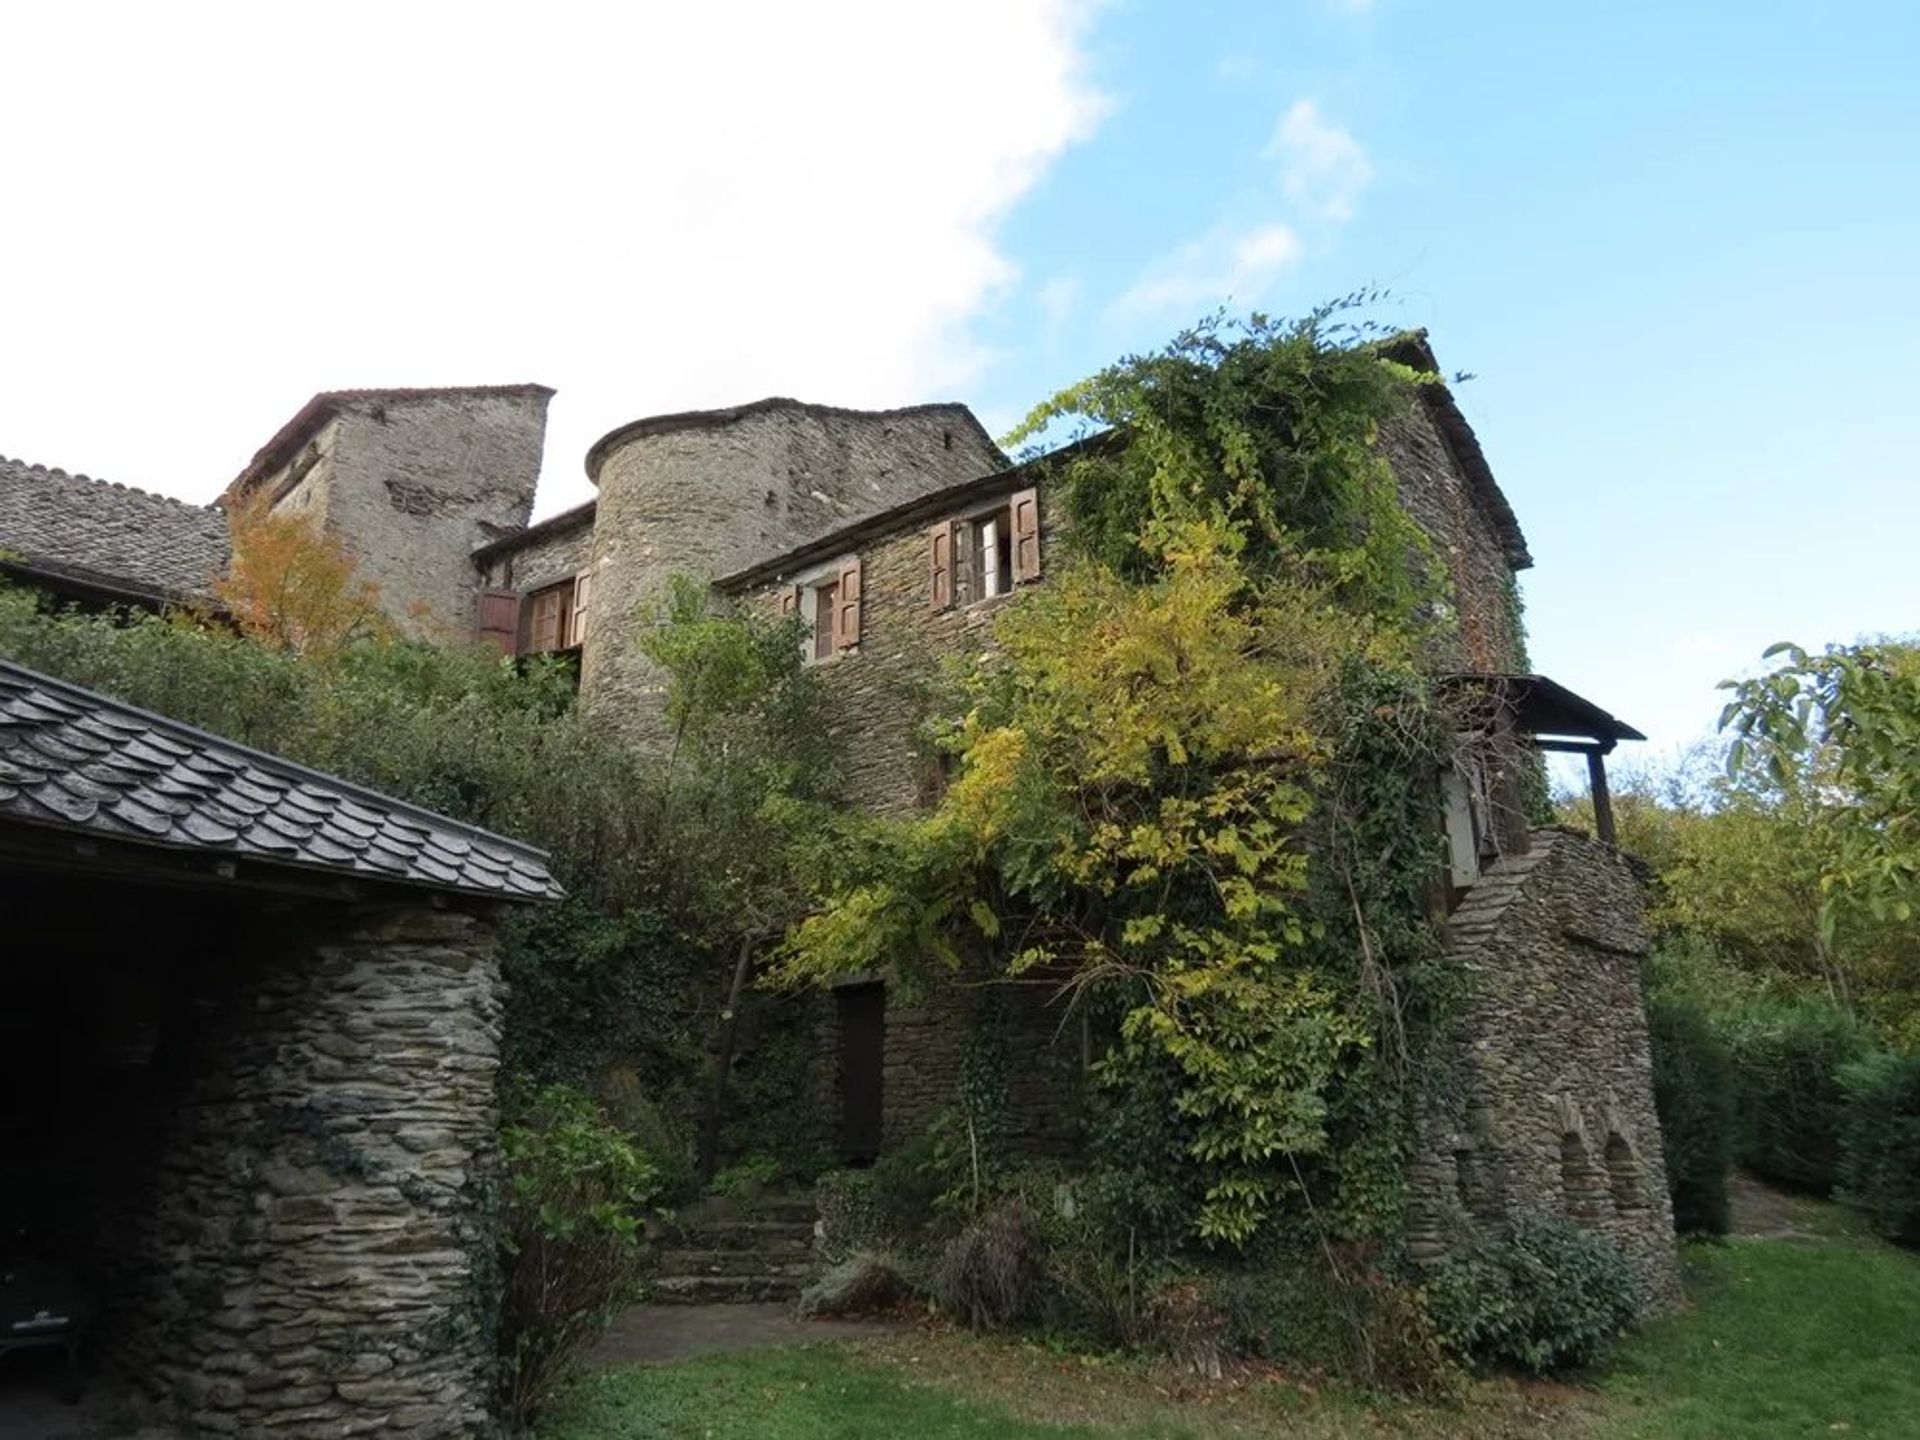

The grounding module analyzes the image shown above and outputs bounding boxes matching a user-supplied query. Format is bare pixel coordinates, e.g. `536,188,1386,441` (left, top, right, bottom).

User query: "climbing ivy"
780,304,1460,1249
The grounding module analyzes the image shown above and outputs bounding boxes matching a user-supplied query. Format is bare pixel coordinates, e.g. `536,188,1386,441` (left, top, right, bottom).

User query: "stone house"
0,659,559,1435
0,333,1678,1312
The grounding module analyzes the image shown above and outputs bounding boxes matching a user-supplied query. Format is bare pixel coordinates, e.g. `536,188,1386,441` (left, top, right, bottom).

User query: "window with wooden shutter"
528,585,567,653
929,521,954,610
477,589,521,656
567,571,592,649
835,556,862,651
1011,487,1042,583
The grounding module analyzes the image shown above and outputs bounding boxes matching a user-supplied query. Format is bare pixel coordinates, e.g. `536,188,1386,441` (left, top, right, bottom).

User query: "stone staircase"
645,1192,820,1305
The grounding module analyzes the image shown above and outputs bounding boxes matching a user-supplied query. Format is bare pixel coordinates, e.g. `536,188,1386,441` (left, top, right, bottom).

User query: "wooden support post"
1587,747,1616,847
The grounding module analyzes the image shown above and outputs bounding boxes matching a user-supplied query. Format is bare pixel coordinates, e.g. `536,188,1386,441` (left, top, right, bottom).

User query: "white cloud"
1110,222,1302,319
0,2,1106,515
1270,100,1374,222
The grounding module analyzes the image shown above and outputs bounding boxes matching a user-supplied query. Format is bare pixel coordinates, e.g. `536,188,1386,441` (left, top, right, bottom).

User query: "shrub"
1836,1050,1920,1245
1207,1250,1459,1395
1725,1002,1872,1194
931,1197,1044,1331
1426,1217,1640,1374
496,1085,661,1428
814,1169,885,1261
1648,993,1735,1234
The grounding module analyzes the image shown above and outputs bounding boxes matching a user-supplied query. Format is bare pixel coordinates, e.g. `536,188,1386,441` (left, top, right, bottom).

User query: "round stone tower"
580,397,1004,745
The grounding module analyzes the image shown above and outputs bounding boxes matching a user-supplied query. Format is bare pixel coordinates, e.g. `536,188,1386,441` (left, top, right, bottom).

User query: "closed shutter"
1011,487,1042,583
835,555,862,651
529,587,564,652
929,521,954,610
478,589,521,656
568,571,592,648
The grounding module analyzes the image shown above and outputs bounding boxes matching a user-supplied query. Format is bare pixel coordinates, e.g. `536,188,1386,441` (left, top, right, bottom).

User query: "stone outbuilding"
0,660,560,1436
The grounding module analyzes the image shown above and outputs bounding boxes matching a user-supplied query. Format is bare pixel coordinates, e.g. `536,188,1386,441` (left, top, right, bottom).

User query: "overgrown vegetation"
497,1085,661,1427
1566,636,1920,1249
760,305,1535,1383
1425,1217,1640,1375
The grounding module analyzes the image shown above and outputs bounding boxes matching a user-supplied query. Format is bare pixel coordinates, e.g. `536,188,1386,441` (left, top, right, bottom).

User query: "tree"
214,493,392,655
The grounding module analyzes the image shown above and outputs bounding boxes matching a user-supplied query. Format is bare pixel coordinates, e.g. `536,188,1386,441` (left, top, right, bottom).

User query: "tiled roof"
0,661,561,902
0,453,230,602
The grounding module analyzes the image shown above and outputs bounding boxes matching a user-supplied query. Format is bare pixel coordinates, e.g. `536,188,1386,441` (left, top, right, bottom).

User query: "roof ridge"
585,396,1004,482
0,452,221,516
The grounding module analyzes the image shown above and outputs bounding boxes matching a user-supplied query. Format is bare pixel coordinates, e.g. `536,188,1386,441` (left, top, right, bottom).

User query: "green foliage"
708,1155,783,1198
1724,1001,1873,1194
777,305,1457,1256
1836,1049,1920,1245
497,1084,662,1428
1646,990,1735,1235
1426,1216,1640,1374
1006,302,1437,624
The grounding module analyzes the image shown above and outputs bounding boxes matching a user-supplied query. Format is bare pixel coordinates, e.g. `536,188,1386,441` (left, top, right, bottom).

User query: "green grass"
538,1347,1127,1440
1592,1238,1920,1439
544,1218,1920,1440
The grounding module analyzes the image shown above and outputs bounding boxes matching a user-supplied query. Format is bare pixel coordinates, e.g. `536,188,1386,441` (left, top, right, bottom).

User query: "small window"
811,580,839,661
969,509,1014,601
792,556,861,663
525,580,577,655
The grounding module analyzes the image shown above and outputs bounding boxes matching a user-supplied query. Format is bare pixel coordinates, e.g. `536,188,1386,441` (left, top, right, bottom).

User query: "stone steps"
647,1191,820,1306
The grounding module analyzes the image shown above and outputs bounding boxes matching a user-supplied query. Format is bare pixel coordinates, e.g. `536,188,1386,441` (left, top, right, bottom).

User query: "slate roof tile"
0,453,230,602
0,662,562,902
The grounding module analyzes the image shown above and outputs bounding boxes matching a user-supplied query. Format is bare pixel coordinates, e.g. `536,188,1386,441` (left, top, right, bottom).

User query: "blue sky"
4,2,1915,757
965,2,1920,757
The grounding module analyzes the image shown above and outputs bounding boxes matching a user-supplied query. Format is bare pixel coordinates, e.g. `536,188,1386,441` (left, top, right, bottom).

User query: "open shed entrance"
0,875,254,1420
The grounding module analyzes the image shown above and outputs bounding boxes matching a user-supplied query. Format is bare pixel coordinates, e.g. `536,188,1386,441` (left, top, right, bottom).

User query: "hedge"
1647,993,1735,1235
1836,1050,1920,1246
1725,1002,1871,1194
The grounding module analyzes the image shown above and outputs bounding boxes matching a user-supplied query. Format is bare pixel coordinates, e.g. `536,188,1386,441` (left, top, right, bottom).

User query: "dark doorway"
837,984,885,1164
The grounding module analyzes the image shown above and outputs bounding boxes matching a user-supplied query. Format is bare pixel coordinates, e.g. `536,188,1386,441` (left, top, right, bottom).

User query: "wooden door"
837,984,885,1164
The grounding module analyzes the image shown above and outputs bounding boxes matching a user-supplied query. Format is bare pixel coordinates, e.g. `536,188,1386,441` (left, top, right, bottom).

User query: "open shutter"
835,556,862,651
567,571,593,649
929,521,954,610
478,589,521,656
529,587,564,652
1011,487,1042,583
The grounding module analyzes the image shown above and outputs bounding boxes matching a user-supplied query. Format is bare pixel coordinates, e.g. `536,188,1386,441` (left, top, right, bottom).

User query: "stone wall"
582,400,1003,746
1379,395,1526,675
1407,827,1681,1310
252,390,550,640
476,504,596,595
816,970,1083,1162
121,903,506,1437
744,479,1068,816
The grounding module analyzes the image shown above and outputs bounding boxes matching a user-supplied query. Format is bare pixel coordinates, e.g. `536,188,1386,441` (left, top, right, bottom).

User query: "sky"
3,1,1916,756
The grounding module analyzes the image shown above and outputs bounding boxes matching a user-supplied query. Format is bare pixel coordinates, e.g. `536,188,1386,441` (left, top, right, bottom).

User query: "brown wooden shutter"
1011,487,1042,583
567,571,592,648
529,587,564,652
835,555,862,651
929,521,954,610
478,589,521,656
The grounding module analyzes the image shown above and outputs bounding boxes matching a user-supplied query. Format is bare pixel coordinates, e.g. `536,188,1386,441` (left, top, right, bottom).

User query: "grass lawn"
545,1206,1920,1440
1592,1232,1920,1438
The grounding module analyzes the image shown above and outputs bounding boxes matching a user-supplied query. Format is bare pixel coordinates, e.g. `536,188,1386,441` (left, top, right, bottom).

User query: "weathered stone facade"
120,905,507,1437
474,500,597,595
226,386,553,639
581,399,1005,744
733,474,1068,815
1406,827,1681,1307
